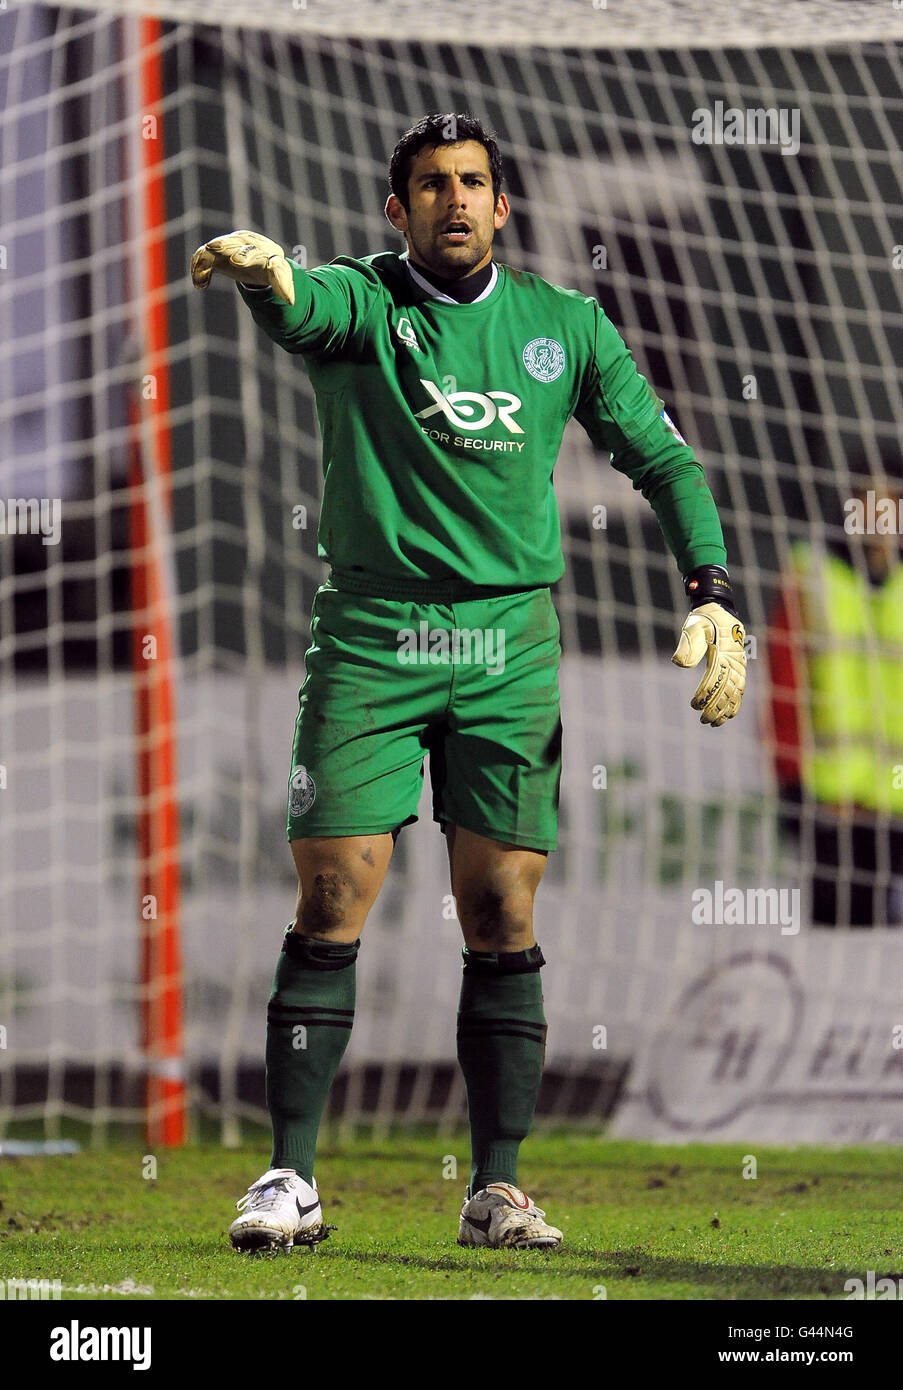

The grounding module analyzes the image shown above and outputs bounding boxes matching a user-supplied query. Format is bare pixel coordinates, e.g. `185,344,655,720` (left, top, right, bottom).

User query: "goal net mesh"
2,0,903,1143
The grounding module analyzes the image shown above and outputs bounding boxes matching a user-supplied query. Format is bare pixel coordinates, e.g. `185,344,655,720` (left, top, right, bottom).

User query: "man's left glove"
671,566,746,727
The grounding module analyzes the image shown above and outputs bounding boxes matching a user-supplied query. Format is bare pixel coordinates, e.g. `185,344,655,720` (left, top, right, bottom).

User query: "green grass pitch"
1,1131,901,1301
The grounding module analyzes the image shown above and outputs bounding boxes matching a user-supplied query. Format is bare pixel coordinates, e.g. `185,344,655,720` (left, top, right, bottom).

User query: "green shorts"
286,579,562,852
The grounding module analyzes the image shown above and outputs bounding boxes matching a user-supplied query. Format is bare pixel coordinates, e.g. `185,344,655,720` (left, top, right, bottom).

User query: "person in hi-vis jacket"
768,476,903,927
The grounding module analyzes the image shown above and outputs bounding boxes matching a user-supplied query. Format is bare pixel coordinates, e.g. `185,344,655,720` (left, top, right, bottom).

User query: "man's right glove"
671,565,747,727
672,603,746,726
190,229,295,305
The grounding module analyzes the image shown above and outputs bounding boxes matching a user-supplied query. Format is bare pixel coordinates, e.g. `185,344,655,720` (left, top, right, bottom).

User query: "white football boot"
230,1167,330,1253
458,1181,563,1249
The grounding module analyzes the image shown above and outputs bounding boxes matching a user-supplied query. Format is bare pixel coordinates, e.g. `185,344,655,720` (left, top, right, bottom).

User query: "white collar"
404,257,498,304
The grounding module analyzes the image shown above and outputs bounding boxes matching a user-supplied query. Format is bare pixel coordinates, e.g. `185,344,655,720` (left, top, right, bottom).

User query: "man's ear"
385,194,407,232
493,192,510,231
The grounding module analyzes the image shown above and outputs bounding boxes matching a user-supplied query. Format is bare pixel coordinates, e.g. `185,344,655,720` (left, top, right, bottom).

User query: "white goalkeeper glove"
190,229,295,305
672,600,747,728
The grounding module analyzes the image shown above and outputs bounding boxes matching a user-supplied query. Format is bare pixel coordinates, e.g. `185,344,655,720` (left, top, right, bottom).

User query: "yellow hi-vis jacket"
789,541,903,813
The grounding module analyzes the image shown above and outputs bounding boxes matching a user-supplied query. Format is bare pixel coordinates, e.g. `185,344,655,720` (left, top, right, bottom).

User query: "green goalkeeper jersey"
237,251,727,598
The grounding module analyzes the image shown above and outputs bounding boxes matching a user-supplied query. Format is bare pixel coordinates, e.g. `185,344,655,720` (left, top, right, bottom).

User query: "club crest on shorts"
288,765,316,817
522,337,565,382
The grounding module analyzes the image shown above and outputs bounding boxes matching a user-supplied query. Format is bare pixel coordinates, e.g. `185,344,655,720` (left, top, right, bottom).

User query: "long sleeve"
573,304,727,575
236,256,381,359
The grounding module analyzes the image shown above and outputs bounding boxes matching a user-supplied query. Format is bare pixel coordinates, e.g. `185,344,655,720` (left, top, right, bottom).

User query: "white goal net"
2,0,903,1146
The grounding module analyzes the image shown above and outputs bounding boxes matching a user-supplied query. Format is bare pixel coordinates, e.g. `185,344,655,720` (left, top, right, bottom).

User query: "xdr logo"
415,379,523,434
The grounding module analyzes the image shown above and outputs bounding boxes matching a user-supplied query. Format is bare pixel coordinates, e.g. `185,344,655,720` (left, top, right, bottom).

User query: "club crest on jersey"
522,337,565,383
288,765,316,817
396,317,422,352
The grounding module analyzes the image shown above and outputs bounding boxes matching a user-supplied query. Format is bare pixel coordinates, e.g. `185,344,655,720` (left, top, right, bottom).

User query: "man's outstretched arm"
191,228,374,358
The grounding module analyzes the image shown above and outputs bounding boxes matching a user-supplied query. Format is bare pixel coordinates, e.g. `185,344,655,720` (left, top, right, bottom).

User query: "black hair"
388,112,504,212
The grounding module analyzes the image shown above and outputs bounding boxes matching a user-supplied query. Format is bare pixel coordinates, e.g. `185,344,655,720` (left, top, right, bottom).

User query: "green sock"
456,944,547,1193
266,927,358,1183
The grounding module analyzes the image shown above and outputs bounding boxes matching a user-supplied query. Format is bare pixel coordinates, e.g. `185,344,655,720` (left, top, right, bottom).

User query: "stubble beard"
407,221,491,280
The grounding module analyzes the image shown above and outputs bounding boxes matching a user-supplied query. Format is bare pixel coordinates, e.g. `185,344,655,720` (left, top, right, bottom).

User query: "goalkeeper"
191,112,746,1253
